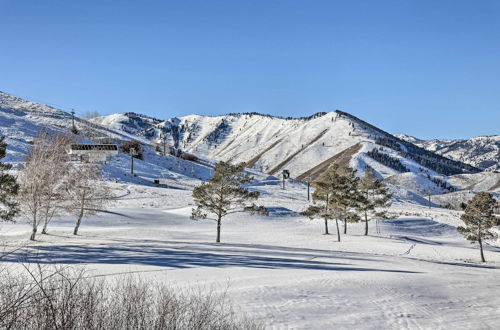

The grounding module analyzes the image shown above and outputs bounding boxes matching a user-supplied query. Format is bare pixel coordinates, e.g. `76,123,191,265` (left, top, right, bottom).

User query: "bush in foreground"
0,266,262,330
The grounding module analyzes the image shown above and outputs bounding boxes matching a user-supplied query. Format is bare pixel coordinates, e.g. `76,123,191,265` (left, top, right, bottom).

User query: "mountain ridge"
397,134,499,171
90,109,481,181
2,90,498,205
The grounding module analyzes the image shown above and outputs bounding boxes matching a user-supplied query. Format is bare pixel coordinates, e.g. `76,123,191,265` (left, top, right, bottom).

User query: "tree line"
373,137,480,175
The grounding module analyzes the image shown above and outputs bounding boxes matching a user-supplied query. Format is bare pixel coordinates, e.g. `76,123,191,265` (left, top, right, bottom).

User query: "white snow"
448,172,500,193
1,181,499,329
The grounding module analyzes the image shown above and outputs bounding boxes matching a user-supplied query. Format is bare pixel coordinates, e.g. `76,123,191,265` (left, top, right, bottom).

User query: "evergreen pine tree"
320,166,361,235
0,136,19,221
457,192,499,262
358,167,392,235
302,165,361,240
301,188,338,238
191,161,263,243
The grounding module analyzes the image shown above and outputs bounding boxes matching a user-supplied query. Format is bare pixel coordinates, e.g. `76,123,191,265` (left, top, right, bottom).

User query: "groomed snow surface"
1,180,499,330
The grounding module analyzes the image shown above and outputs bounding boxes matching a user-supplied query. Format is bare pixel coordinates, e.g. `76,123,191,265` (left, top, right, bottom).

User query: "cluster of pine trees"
202,119,230,146
189,162,393,243
301,165,391,241
367,148,409,173
373,137,480,175
190,160,498,263
427,174,456,192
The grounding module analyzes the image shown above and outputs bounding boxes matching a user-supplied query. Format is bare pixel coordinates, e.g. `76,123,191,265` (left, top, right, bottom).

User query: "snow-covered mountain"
91,111,480,182
2,90,496,204
396,134,500,171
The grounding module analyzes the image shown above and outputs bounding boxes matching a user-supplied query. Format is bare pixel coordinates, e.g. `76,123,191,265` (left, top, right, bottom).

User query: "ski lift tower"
129,147,138,175
282,169,290,190
306,176,312,200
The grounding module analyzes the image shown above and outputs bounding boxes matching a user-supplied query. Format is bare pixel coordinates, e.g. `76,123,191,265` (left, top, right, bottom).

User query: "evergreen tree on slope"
0,136,19,221
325,165,362,235
458,192,499,262
302,165,361,240
358,167,392,236
191,161,264,243
301,186,339,240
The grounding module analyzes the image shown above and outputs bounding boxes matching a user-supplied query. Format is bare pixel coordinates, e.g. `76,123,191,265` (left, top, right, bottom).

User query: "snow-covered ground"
1,180,499,329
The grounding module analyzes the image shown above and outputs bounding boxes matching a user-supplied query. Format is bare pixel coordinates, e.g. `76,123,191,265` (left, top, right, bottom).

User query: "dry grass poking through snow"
0,265,262,330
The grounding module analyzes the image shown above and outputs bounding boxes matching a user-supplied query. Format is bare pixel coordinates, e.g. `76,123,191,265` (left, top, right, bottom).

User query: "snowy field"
1,181,499,330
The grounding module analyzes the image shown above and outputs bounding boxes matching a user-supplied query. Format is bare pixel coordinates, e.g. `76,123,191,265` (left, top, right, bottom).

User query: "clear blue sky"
0,0,499,139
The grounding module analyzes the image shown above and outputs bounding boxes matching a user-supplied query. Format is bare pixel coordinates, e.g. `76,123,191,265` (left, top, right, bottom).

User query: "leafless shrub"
0,265,262,330
180,153,198,162
121,140,143,160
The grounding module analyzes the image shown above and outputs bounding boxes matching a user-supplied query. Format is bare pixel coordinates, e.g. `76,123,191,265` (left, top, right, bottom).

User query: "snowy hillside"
92,111,480,182
397,134,500,171
0,91,213,188
1,90,494,206
447,172,500,192
0,91,144,164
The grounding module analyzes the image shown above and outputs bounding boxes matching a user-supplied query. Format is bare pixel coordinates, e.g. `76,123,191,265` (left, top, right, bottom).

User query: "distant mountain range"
396,134,499,171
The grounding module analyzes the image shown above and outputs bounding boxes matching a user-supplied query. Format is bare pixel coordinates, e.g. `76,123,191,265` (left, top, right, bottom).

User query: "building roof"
70,144,118,151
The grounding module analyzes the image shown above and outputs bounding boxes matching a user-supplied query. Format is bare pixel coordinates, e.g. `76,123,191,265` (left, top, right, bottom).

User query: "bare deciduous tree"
41,135,75,234
18,131,73,240
65,163,113,235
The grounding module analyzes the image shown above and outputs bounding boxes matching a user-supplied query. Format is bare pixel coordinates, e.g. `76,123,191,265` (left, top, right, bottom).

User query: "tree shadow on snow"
3,240,420,274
